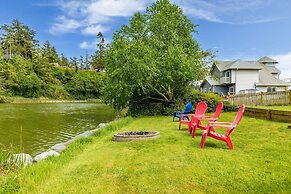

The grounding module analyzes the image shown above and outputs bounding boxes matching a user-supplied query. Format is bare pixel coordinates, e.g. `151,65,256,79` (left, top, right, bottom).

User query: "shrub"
127,90,238,117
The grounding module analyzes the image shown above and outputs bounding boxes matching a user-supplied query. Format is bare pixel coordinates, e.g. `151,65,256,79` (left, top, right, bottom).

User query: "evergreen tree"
0,47,5,95
91,32,107,71
0,19,39,59
41,40,60,64
84,51,91,70
70,57,78,72
78,55,84,69
60,53,70,67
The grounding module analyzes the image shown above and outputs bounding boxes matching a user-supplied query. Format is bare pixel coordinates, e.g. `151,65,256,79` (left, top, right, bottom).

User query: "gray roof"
258,56,278,63
215,60,262,71
205,77,220,85
265,66,281,74
256,64,288,86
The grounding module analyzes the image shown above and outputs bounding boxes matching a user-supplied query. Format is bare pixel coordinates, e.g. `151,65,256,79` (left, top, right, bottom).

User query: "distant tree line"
0,19,107,100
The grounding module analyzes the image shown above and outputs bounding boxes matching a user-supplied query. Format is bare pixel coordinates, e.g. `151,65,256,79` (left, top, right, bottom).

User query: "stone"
33,150,60,162
49,143,66,153
13,153,33,167
63,139,74,146
91,128,101,133
98,123,107,128
72,130,93,140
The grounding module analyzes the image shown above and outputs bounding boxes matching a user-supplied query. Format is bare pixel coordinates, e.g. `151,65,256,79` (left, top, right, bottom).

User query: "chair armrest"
195,116,218,120
180,113,190,118
210,121,232,125
188,114,205,118
209,122,236,128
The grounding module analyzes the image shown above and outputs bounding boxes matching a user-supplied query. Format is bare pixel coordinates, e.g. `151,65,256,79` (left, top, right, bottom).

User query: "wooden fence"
245,107,291,123
228,90,291,106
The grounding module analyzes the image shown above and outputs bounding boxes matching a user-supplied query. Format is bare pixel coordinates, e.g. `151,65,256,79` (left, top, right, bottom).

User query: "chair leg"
188,123,191,134
226,138,234,150
178,123,181,130
200,131,208,149
191,125,197,139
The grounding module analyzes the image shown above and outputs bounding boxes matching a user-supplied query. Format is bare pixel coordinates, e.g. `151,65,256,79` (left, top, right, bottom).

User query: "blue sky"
0,0,291,77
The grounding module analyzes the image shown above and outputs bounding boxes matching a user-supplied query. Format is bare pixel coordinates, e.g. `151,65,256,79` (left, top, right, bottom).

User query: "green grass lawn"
250,105,291,111
1,113,290,193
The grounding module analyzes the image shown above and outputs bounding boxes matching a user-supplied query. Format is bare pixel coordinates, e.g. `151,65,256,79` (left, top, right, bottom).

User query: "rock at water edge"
72,130,93,140
63,139,74,146
13,153,33,167
98,123,107,128
49,143,66,153
34,150,60,162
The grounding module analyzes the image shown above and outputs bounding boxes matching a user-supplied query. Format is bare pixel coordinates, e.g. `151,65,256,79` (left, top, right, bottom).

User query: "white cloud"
81,24,108,35
87,0,145,17
182,7,222,23
49,16,82,35
272,52,291,78
49,0,147,35
79,41,96,49
175,0,283,24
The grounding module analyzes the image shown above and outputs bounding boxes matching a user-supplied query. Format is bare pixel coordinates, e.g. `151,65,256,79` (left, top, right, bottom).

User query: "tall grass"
0,145,18,176
0,125,25,176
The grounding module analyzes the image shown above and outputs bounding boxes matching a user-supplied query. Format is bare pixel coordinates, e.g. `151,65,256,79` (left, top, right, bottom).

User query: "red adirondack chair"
200,104,245,150
190,101,223,139
179,101,207,133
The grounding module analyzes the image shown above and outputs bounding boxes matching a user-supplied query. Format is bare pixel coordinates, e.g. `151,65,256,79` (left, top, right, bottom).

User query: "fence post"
260,92,263,105
289,90,291,105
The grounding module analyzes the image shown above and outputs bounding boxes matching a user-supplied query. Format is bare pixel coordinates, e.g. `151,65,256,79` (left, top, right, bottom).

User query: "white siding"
256,86,287,92
233,70,259,94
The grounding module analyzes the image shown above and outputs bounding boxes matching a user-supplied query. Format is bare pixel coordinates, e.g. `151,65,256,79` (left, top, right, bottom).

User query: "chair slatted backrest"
194,101,208,115
184,102,193,114
226,104,245,136
190,101,208,123
232,104,245,125
212,102,223,121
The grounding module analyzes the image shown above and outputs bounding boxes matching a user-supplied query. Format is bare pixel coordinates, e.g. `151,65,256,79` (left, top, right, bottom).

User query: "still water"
0,103,116,156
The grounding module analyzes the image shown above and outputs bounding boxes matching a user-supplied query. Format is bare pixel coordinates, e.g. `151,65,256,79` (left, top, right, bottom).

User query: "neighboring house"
282,78,291,90
201,56,288,95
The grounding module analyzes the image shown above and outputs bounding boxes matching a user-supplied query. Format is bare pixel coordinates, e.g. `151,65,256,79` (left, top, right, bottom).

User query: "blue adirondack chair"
173,102,193,122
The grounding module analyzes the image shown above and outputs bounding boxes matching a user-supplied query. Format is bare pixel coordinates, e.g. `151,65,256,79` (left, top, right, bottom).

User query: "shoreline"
1,97,101,104
11,121,110,166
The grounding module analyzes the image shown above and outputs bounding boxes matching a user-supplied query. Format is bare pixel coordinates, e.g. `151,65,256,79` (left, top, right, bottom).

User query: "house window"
225,71,230,78
229,87,235,95
267,87,276,92
209,87,212,92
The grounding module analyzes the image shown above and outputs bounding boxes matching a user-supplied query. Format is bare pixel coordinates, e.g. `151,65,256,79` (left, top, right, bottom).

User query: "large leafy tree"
103,0,210,110
0,19,39,59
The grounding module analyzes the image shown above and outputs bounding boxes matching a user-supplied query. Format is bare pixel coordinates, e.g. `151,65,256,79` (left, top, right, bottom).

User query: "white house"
201,56,288,95
282,78,291,90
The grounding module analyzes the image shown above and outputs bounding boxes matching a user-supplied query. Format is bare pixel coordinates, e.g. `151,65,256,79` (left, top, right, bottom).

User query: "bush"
127,90,238,117
0,95,9,103
184,90,238,113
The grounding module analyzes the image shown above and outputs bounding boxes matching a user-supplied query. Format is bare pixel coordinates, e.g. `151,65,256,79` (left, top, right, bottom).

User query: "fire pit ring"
114,131,160,141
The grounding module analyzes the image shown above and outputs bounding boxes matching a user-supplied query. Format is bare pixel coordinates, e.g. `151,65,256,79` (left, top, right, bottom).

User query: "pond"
0,103,116,156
